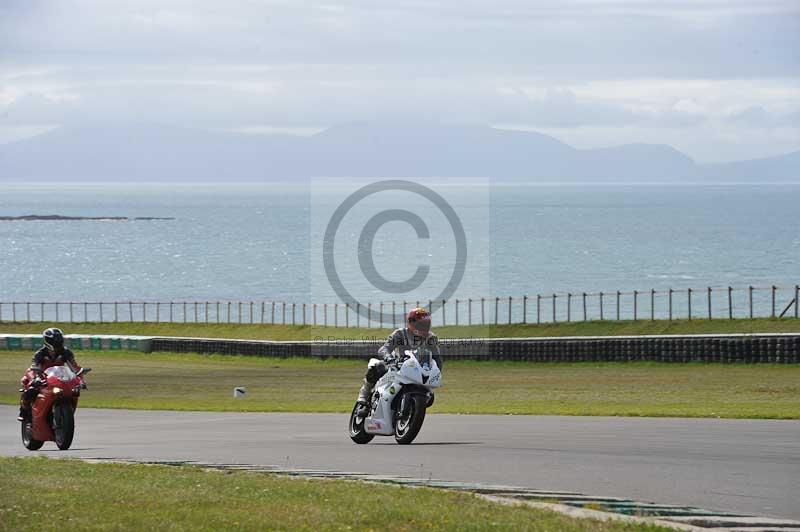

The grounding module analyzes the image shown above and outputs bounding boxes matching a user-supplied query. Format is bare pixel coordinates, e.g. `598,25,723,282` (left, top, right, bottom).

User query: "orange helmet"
407,307,431,336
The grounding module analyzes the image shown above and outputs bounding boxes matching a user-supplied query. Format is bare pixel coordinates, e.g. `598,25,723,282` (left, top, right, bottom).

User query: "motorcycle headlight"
52,387,63,395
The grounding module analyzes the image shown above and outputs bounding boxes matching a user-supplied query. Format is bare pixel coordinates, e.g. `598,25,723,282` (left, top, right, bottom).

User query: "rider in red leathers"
18,328,87,421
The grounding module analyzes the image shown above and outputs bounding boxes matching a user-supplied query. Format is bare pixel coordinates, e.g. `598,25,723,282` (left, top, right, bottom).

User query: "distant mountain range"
0,123,797,182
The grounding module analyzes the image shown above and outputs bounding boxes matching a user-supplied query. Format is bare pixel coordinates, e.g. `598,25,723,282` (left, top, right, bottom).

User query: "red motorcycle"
21,366,90,450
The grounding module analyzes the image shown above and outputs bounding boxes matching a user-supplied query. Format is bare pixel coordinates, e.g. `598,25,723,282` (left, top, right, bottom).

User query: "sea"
0,182,798,324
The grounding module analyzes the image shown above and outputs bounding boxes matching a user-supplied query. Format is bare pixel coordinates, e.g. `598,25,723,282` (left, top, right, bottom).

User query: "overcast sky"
1,0,798,162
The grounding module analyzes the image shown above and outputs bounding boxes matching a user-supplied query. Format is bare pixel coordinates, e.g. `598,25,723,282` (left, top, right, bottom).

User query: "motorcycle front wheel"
348,403,375,444
21,417,43,451
394,394,426,445
53,403,75,450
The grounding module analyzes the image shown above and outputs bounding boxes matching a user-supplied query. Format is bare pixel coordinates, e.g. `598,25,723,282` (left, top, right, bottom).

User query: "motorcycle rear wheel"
348,403,375,444
53,403,75,450
394,394,426,445
21,418,43,451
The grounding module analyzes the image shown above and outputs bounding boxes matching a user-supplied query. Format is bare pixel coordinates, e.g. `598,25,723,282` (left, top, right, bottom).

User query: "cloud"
0,1,798,161
725,106,800,128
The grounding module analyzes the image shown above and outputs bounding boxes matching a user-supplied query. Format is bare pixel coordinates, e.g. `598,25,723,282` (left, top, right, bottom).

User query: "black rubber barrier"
149,334,800,363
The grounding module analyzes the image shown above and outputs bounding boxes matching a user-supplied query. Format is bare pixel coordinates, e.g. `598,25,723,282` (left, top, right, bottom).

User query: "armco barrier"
149,334,800,363
1,334,152,352
3,333,797,363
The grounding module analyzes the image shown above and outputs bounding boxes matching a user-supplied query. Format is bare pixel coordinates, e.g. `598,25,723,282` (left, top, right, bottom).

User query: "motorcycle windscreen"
416,347,434,369
44,365,77,382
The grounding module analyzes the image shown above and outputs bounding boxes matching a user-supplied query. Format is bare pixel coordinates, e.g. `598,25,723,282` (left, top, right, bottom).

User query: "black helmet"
43,328,65,351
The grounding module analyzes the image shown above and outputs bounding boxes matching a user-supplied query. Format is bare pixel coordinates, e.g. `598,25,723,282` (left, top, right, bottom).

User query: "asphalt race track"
1,406,798,520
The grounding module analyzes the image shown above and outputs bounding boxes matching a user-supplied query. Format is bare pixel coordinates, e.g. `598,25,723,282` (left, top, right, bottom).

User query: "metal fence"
0,284,797,327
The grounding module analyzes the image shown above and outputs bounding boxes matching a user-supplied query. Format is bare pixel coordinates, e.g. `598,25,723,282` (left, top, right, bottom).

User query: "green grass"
2,350,798,418
1,317,798,340
0,457,668,532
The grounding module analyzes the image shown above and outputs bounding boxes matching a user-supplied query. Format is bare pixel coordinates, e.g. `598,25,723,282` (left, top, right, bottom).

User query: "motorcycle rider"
356,307,442,414
17,328,88,421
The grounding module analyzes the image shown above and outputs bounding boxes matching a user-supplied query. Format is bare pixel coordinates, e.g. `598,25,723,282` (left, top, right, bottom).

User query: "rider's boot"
355,379,374,416
17,405,29,422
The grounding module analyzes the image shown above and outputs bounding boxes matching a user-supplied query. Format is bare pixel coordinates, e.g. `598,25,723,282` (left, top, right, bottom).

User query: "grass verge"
2,351,798,418
0,317,798,341
0,457,668,532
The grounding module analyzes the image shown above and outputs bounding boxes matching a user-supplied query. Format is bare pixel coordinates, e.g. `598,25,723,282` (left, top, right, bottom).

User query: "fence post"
599,292,604,321
260,302,265,324
169,302,173,323
392,301,396,328
237,302,242,324
99,302,103,323
13,302,17,322
157,302,161,323
728,286,733,320
552,294,556,323
114,302,118,323
292,303,296,325
272,302,276,324
535,295,540,324
196,302,200,323
567,293,571,322
494,297,499,325
206,302,209,324
522,296,527,324
282,302,286,325
772,286,777,317
83,302,87,323
707,287,712,320
795,285,799,319
688,288,692,321
367,303,371,327
247,302,251,324
633,290,638,321
455,299,459,326
356,303,360,328
616,291,621,321
403,300,408,318
481,297,486,325
40,302,45,322
345,303,349,327
582,293,587,322
184,302,188,324
303,303,307,325
508,296,512,324
748,286,753,319
216,302,221,324
336,303,339,327
668,288,673,321
650,289,654,321
468,299,473,325
324,304,328,326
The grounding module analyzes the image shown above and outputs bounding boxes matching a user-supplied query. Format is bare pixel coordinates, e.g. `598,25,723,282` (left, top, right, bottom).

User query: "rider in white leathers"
356,308,443,411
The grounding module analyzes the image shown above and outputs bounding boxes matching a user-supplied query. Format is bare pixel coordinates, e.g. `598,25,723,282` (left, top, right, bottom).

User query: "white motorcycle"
349,346,442,445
